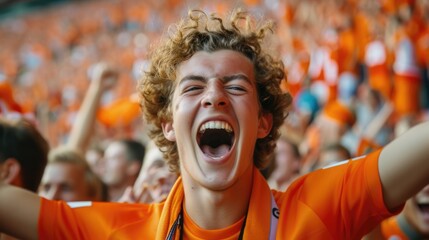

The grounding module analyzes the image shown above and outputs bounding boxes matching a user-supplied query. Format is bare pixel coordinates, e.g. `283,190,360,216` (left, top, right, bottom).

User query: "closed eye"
226,85,246,93
183,85,204,93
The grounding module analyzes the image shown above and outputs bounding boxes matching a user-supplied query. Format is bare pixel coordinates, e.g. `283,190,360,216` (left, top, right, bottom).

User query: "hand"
89,62,119,92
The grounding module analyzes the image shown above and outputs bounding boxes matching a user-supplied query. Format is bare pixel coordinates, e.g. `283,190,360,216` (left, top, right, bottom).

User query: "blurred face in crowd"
270,138,300,182
146,159,177,202
39,162,90,201
403,184,429,236
85,148,104,177
101,142,130,187
318,147,350,168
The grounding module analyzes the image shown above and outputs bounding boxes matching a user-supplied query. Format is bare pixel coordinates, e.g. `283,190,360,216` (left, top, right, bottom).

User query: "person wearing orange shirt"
2,8,429,239
267,130,301,192
38,147,106,202
0,118,49,240
373,184,429,240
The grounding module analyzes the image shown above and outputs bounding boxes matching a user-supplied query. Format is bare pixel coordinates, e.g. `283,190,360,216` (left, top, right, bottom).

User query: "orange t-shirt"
39,149,398,239
182,207,245,239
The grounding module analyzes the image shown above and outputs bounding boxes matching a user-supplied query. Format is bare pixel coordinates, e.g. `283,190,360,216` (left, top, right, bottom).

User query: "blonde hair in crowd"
48,147,105,201
138,9,292,173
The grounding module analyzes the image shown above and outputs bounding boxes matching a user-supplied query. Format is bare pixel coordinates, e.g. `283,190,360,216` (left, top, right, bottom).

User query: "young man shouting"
1,9,429,239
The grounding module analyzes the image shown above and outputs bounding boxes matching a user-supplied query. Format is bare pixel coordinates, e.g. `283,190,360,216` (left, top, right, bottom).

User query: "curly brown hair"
138,9,292,173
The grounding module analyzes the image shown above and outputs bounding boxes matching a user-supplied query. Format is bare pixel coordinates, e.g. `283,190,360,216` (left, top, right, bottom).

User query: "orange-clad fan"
38,151,391,239
300,99,355,172
392,28,421,117
1,1,429,239
364,37,392,101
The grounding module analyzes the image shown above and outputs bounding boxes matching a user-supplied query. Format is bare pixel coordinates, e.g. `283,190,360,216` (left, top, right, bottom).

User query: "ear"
257,112,273,139
0,158,21,185
162,122,176,142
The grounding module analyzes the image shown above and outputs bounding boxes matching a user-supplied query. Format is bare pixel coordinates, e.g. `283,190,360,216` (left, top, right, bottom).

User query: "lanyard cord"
165,193,279,240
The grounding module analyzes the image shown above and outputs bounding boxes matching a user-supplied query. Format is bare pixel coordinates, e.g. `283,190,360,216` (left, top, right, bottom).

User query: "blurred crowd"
1,0,429,237
1,0,429,145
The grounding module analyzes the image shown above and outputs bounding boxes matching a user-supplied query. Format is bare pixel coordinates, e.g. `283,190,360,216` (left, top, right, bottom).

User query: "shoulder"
39,198,165,239
279,149,382,197
272,150,391,238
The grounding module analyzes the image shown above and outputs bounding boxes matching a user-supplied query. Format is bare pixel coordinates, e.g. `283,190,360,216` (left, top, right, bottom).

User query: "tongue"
202,144,230,158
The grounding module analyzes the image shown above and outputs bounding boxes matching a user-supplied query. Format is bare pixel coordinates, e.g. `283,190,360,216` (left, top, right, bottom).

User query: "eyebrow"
179,74,251,85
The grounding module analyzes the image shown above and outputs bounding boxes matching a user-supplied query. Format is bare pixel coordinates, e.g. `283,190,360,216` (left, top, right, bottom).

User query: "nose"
201,81,228,108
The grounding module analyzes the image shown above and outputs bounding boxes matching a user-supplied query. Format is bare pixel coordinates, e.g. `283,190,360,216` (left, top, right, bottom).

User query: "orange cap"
322,100,355,126
97,96,141,127
0,81,22,113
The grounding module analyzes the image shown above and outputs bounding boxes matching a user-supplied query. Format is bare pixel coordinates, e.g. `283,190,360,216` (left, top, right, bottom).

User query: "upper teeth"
199,121,233,133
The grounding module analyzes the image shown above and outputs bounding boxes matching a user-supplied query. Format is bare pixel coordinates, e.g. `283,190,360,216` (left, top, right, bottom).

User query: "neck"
182,165,253,230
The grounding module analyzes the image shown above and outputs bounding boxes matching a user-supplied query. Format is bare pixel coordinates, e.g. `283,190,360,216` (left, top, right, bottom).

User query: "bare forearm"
66,84,102,152
0,183,41,239
66,63,118,152
379,121,429,210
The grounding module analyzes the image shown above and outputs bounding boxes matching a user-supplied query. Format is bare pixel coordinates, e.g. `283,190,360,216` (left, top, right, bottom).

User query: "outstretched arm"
378,120,429,211
0,183,41,239
66,63,118,153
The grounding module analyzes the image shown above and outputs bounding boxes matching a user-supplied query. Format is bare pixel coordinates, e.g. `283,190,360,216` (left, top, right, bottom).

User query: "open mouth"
416,202,429,222
197,121,234,159
417,203,429,214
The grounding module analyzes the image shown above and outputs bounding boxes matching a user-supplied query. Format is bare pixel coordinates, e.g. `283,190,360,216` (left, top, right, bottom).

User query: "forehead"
43,163,85,182
176,50,255,81
104,142,126,157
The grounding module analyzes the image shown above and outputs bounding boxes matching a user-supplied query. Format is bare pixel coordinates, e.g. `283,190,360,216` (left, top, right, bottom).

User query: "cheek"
172,98,199,126
174,96,197,113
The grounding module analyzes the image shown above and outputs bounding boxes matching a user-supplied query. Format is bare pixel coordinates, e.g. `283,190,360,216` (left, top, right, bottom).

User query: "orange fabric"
283,3,294,24
357,138,382,156
286,39,310,97
367,64,392,100
353,12,371,63
274,149,401,239
405,13,424,43
0,81,22,113
381,216,409,239
416,26,429,67
393,74,420,116
97,97,141,127
300,124,321,171
183,208,244,239
323,100,356,126
243,0,260,6
327,84,338,103
215,2,229,15
39,149,398,239
338,28,357,74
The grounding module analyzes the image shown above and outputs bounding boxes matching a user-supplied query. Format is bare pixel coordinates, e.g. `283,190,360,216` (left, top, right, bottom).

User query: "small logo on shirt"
67,201,93,208
272,207,279,219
